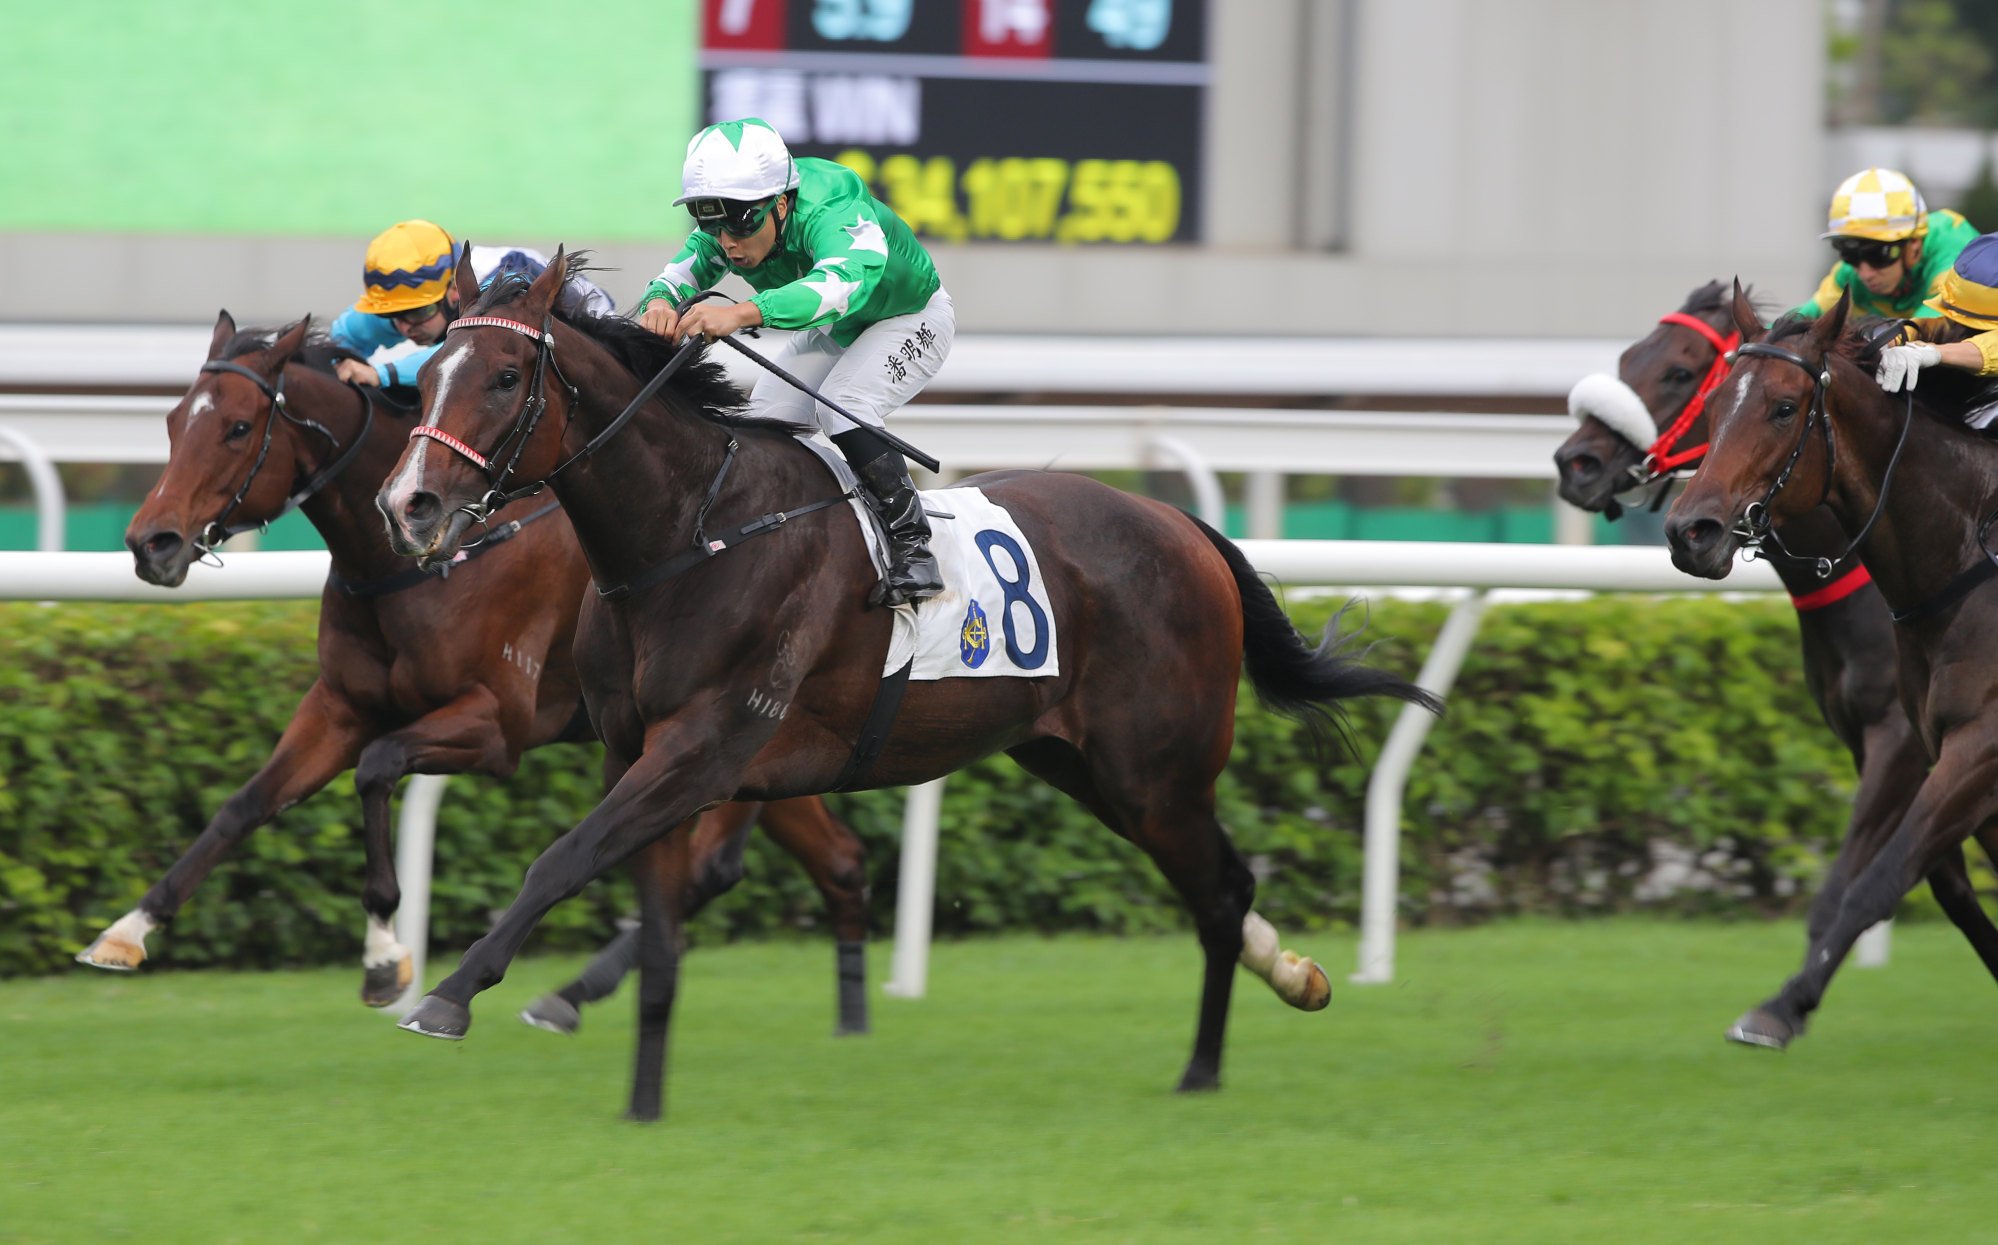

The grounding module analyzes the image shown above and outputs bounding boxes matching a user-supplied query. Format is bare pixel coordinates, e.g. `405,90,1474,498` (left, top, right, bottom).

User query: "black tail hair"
1186,514,1442,757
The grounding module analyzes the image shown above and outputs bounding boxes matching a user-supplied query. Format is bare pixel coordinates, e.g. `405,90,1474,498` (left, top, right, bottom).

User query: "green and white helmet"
674,118,799,206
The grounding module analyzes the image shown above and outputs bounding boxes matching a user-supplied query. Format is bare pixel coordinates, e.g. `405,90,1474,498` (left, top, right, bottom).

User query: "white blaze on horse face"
382,346,472,515
185,389,216,429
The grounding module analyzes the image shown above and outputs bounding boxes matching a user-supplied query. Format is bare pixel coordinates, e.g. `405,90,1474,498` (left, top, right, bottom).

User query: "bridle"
193,358,375,558
408,312,725,528
1729,340,1913,581
1635,312,1741,482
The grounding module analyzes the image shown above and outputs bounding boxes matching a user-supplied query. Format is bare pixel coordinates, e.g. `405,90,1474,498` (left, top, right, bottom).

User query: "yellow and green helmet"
1822,167,1929,242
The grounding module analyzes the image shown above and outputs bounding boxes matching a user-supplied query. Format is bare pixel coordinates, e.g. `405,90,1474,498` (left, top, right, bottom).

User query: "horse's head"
378,246,578,568
1554,280,1740,512
127,312,315,586
1664,283,1851,579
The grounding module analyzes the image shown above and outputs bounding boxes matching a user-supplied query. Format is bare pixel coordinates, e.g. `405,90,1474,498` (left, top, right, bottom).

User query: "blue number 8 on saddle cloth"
882,487,1061,681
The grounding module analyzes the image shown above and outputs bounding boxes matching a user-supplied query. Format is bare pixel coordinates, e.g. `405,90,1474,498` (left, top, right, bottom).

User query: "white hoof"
1238,911,1331,1011
76,911,154,971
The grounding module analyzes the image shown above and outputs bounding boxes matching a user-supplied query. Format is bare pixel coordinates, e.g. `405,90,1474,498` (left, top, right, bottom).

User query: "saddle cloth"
791,435,1061,681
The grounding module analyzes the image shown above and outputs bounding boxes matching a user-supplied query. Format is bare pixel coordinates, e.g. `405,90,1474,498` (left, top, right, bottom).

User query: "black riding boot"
834,428,944,607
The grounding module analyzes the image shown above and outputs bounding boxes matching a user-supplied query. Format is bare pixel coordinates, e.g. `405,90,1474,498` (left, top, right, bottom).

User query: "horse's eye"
497,369,520,391
1772,401,1798,422
227,420,253,440
1663,367,1694,385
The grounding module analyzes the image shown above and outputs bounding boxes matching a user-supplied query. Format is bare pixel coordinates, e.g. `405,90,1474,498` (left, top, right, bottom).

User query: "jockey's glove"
1876,342,1941,393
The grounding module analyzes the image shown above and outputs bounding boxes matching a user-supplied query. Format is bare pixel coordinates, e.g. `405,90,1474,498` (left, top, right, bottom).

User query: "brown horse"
1555,282,1998,1006
96,312,872,1041
375,251,1437,1120
1666,284,1998,1048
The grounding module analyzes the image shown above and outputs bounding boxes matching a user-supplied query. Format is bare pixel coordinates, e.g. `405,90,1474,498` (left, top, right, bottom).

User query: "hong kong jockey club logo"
959,599,990,669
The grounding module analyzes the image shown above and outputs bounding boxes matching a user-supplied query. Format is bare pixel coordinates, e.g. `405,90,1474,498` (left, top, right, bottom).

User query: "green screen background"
0,0,699,239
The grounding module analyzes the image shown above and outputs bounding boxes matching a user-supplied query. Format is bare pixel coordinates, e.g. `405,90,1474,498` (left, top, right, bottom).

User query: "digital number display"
699,0,1207,244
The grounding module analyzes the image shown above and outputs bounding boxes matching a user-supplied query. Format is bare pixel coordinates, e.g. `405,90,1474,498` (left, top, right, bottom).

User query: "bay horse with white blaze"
376,250,1439,1119
1555,281,1998,1009
1666,284,1998,1048
100,313,872,1041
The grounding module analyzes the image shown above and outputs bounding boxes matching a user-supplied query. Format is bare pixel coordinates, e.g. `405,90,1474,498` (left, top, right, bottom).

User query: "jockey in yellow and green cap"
1791,167,1978,322
1874,234,1998,416
329,219,614,388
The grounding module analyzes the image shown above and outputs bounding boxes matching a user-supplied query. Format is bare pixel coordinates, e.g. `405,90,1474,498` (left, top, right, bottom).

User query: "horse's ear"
208,309,238,360
1728,278,1762,341
1813,285,1853,351
453,242,481,308
523,245,568,315
267,316,312,367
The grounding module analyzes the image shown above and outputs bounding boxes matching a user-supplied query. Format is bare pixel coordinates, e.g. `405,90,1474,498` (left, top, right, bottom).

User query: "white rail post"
884,777,947,999
1246,470,1285,539
390,774,450,1015
1352,590,1490,985
1145,433,1227,530
0,425,67,551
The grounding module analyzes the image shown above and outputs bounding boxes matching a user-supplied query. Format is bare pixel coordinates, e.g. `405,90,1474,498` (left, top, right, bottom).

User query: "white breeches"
745,288,956,436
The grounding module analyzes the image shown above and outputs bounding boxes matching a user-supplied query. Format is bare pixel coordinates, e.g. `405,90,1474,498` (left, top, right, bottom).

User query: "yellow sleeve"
1971,331,1998,377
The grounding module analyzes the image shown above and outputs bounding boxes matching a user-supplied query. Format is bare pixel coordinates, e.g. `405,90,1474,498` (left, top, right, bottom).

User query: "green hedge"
0,593,1891,975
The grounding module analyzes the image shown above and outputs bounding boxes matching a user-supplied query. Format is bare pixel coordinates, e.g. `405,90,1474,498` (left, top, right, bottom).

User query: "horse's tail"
1187,514,1442,753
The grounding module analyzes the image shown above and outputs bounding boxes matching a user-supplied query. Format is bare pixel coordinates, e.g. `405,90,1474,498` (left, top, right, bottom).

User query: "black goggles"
1831,237,1904,268
385,301,445,327
690,196,778,238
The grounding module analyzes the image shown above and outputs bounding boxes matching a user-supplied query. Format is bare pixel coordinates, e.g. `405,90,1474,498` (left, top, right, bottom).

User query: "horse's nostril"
403,492,440,523
1564,454,1601,479
142,531,182,558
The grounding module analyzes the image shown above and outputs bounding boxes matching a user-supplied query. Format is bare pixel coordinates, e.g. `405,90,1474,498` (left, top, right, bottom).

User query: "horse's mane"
1679,279,1773,323
470,265,753,424
219,325,364,376
1762,312,1998,430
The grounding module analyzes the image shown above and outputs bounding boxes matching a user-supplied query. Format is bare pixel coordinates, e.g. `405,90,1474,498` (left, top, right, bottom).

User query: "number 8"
975,530,1049,669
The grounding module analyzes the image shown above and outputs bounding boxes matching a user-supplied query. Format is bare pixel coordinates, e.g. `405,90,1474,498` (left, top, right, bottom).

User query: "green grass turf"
2,920,1994,1244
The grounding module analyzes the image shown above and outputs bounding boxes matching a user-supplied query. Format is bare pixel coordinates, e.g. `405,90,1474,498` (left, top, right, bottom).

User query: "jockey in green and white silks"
636,117,950,607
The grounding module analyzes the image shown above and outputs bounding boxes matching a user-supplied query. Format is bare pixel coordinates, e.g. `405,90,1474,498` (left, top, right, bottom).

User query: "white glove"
1876,342,1941,392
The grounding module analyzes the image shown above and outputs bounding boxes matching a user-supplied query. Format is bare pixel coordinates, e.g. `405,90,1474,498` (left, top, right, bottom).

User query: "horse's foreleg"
625,833,692,1123
399,718,756,1043
520,752,638,1036
78,680,367,971
1731,733,1998,1050
759,797,872,1035
352,688,515,1007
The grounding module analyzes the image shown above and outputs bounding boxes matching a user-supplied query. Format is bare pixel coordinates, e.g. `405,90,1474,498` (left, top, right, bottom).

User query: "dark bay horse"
1555,281,1998,1017
376,250,1437,1119
97,312,871,1039
1666,284,1998,1048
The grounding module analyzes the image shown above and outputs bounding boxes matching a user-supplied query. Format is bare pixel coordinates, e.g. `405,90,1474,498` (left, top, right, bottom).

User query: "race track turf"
2,920,1994,1243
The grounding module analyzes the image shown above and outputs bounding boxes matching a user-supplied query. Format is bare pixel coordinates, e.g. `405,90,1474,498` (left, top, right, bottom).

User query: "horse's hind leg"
78,679,365,971
1008,739,1258,1093
760,796,873,1035
1925,845,1998,982
352,688,515,1007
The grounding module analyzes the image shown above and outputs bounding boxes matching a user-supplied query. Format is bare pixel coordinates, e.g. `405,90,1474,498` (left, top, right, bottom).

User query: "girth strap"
594,495,849,601
831,658,914,792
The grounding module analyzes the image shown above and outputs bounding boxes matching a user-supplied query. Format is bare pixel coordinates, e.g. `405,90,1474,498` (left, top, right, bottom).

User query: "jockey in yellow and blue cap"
1875,234,1998,416
329,219,615,388
1792,168,1978,323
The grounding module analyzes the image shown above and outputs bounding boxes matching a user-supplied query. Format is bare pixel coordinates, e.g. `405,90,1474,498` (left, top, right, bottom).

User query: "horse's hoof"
75,935,145,972
397,995,471,1041
1175,1067,1222,1094
834,1020,871,1037
1273,952,1332,1012
1725,1007,1798,1051
360,953,414,1008
623,1105,663,1124
518,995,581,1035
